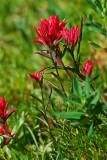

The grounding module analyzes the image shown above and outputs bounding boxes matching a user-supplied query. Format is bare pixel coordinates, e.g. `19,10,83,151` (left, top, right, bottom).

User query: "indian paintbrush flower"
31,15,67,48
0,122,18,144
29,69,44,83
0,96,18,124
82,58,96,76
62,25,79,48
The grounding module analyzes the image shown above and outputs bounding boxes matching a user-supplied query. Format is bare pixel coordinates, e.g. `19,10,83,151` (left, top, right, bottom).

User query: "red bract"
29,69,44,83
82,58,96,76
62,25,79,48
0,122,18,144
31,15,67,48
0,96,18,123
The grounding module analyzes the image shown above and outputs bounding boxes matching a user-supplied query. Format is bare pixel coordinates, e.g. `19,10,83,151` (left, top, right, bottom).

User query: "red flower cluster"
0,96,18,144
82,58,96,76
0,122,18,144
31,15,67,48
29,69,44,83
62,25,79,48
0,96,17,123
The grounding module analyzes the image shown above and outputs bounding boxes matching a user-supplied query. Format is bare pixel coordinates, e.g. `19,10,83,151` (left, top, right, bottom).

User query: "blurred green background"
0,0,107,106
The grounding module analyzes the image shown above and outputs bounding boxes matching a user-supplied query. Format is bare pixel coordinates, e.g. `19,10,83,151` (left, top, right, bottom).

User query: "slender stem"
2,124,29,153
39,83,56,141
49,50,67,97
40,83,47,117
77,17,83,61
11,134,29,152
60,59,72,80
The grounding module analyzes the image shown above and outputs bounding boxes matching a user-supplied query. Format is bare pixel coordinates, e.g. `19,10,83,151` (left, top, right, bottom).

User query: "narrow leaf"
89,41,107,51
54,87,82,106
73,75,82,98
89,41,102,49
88,121,94,136
50,72,61,81
90,89,100,105
11,146,28,160
55,112,86,120
85,0,103,15
42,141,53,159
24,123,39,152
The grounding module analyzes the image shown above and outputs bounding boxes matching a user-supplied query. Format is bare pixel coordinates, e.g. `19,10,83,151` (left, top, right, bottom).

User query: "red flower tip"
0,96,18,123
31,15,67,48
5,109,18,119
62,25,79,48
29,69,44,83
82,58,96,76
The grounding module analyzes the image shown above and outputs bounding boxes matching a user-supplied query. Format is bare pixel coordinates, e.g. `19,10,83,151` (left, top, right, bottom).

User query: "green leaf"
88,121,94,136
89,42,102,49
54,87,82,107
11,146,28,160
85,22,107,36
92,102,106,115
104,0,107,9
45,88,52,110
85,0,99,13
44,77,60,90
85,15,107,36
85,0,103,16
24,123,39,152
55,112,86,120
88,41,107,51
42,141,53,159
0,134,11,139
31,115,48,127
50,72,61,81
73,75,82,98
12,114,25,135
11,150,17,159
23,92,43,104
93,0,103,15
86,86,101,99
90,89,100,105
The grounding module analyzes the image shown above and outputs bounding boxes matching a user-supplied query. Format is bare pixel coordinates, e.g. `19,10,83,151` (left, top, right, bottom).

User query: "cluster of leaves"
85,0,107,50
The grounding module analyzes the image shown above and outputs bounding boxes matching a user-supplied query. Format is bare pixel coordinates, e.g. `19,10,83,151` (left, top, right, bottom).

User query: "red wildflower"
0,122,18,144
31,15,67,48
29,69,44,83
82,58,96,76
62,25,79,48
0,96,18,123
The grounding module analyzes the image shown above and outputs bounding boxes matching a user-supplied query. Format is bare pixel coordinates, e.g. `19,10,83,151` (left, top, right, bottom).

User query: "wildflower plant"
0,1,107,159
27,13,106,159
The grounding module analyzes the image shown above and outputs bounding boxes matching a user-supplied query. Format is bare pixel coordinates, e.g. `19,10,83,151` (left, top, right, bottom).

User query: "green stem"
59,59,72,80
77,17,83,61
49,50,67,97
39,83,56,141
